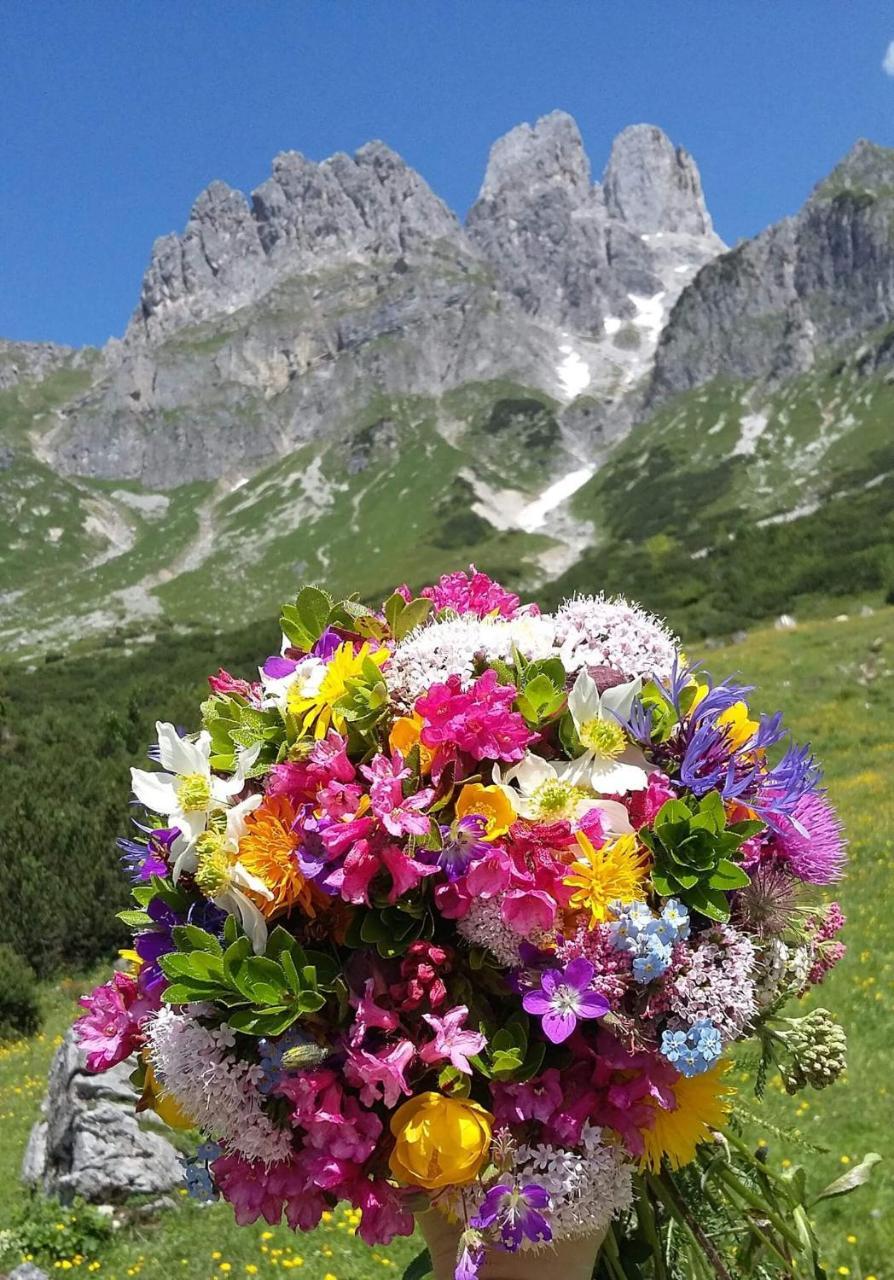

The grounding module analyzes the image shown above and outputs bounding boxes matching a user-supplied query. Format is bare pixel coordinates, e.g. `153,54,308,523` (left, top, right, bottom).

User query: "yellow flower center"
578,718,627,757
531,779,588,821
194,832,232,897
175,772,212,812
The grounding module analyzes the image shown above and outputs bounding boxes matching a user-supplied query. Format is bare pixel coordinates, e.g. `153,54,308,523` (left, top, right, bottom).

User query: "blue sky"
4,1,894,348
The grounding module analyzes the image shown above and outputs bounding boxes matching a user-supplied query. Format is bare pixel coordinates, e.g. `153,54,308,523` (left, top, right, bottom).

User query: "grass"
1,606,891,1278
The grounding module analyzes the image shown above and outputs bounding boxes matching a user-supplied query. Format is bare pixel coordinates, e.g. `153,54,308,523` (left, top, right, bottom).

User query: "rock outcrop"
603,124,714,236
22,1029,183,1204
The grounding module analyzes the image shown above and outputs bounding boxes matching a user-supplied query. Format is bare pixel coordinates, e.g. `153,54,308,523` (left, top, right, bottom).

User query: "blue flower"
661,1018,723,1076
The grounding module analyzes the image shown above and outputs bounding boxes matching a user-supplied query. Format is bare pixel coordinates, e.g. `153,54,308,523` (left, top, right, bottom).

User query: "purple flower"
773,790,846,884
437,815,490,881
312,628,342,660
454,1231,485,1280
522,957,609,1044
262,654,297,679
470,1181,552,1249
753,743,822,825
117,824,180,882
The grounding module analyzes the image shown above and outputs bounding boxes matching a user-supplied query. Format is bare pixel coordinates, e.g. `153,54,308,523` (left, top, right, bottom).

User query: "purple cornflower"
471,1181,552,1250
117,824,179,882
752,743,823,826
773,790,846,883
437,814,490,881
522,957,609,1044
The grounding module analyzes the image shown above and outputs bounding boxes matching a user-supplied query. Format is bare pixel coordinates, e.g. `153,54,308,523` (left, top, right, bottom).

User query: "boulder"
21,1029,183,1204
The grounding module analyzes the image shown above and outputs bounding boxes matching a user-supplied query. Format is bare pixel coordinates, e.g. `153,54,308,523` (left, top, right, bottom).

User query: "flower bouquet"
77,570,870,1278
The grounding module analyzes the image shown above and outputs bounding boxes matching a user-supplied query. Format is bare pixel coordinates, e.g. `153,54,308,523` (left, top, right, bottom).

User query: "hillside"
4,118,894,657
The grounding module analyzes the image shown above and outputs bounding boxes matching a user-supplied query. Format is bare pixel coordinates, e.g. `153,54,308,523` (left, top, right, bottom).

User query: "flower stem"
646,1172,734,1280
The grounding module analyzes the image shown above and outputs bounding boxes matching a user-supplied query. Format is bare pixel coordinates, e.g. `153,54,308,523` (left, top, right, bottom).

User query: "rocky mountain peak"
812,138,894,202
603,123,713,236
475,110,593,202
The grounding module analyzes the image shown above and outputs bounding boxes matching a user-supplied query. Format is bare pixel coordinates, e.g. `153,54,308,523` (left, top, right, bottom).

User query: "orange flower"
237,794,317,918
389,713,434,774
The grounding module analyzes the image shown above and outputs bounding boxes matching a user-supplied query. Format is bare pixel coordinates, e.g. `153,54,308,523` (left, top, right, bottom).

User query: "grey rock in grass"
21,1028,183,1204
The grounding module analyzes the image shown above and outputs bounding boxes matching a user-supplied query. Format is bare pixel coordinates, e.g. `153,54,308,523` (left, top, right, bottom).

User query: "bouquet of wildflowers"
78,570,860,1278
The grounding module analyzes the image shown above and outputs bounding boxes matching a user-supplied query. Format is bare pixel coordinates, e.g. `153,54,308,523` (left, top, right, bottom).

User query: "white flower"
130,722,259,876
258,644,327,711
561,672,652,795
493,753,633,835
554,593,680,683
192,795,271,954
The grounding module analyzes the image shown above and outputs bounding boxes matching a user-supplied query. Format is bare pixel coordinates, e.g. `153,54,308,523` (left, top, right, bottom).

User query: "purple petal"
576,991,611,1019
563,956,596,991
541,1009,577,1044
263,655,297,678
521,1185,550,1210
520,1209,552,1244
522,990,552,1017
539,969,561,996
470,1185,510,1230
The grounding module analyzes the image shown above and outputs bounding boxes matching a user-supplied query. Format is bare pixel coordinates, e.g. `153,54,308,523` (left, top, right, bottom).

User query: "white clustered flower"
146,1007,292,1165
386,614,557,704
664,924,757,1042
553,594,680,683
457,898,523,967
513,1123,634,1242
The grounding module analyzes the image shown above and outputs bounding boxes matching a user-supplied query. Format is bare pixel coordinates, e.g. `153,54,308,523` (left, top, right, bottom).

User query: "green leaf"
161,983,202,1004
297,990,326,1013
227,1006,297,1036
394,597,432,640
686,883,731,922
171,924,223,956
401,1249,433,1280
709,859,751,890
813,1152,882,1202
222,936,253,987
116,909,154,928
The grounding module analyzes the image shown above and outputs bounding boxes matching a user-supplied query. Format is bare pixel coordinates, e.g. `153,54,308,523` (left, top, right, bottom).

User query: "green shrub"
0,943,41,1040
0,1195,113,1265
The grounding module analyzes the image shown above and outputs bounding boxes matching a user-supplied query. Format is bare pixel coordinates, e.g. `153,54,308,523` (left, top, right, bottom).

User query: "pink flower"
208,668,262,703
492,1068,565,1126
501,887,557,935
338,840,380,905
416,669,534,763
627,772,676,828
352,979,400,1039
321,814,375,858
75,971,144,1073
380,842,438,903
352,1178,415,1246
419,1005,487,1074
344,1038,415,1108
388,942,452,1011
362,751,435,838
420,567,528,620
267,731,355,803
212,1152,312,1228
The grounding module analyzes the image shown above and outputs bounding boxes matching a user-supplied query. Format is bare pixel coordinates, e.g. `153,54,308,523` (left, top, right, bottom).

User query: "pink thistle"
772,791,847,884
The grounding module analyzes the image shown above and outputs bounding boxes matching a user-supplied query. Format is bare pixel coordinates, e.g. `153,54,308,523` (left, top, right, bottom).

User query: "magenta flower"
344,1038,415,1108
416,669,534,763
211,1152,316,1229
380,842,438,903
75,971,144,1072
773,790,847,884
420,566,526,619
419,1004,487,1074
351,979,400,1039
522,957,609,1044
351,1178,415,1247
361,751,435,837
492,1068,564,1126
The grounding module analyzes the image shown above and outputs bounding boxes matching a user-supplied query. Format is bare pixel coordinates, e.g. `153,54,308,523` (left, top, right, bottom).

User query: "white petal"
568,670,600,728
587,799,634,836
231,863,273,898
230,889,269,954
510,752,556,795
588,756,648,794
156,722,211,776
171,836,198,882
599,677,643,723
130,769,178,815
224,793,264,846
553,751,595,789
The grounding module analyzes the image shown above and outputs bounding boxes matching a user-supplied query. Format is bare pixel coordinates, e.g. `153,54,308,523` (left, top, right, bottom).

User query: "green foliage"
640,791,759,921
0,943,41,1040
0,1195,112,1265
469,1011,545,1083
159,923,338,1037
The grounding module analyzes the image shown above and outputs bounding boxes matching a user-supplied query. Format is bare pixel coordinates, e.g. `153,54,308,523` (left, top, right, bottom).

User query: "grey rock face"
22,1028,183,1204
650,139,894,401
0,339,75,389
9,1265,52,1280
604,124,714,235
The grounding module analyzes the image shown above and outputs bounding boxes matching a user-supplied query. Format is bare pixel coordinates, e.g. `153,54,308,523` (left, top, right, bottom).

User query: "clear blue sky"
4,1,894,348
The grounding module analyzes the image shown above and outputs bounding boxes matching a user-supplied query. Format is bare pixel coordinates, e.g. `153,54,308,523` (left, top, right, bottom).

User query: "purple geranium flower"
437,814,490,881
522,957,609,1044
470,1181,552,1250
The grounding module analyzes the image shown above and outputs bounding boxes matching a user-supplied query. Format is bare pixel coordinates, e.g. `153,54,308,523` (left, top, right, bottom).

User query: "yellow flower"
287,642,389,738
455,783,516,840
564,831,649,926
389,713,434,774
717,701,759,749
639,1062,734,1172
389,1092,493,1189
137,1058,195,1131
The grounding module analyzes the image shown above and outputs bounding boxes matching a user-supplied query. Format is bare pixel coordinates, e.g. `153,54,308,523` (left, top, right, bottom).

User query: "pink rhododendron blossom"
388,942,452,1011
362,751,434,837
626,772,676,828
208,668,262,703
492,1068,565,1126
419,1004,487,1074
380,842,437,903
416,669,534,763
420,566,527,619
351,979,400,1039
501,887,557,934
211,1152,311,1228
75,971,144,1072
352,1178,415,1247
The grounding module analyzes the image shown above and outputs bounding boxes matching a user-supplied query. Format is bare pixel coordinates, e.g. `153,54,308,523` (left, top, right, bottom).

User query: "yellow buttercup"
389,1092,493,1189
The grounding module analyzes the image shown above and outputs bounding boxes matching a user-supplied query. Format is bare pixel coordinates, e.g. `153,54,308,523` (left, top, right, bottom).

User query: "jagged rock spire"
603,124,713,236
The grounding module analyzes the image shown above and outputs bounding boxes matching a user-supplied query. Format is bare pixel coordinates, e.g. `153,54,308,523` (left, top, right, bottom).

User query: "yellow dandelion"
287,642,389,738
564,831,649,926
639,1062,734,1172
